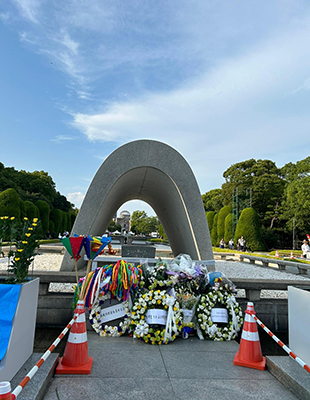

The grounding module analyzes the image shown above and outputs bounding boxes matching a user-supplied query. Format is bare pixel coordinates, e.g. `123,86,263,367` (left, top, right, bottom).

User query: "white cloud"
69,20,310,193
67,191,85,208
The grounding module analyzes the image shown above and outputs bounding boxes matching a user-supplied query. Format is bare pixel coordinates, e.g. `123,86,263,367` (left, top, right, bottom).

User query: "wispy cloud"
11,0,41,24
0,12,10,22
51,135,76,143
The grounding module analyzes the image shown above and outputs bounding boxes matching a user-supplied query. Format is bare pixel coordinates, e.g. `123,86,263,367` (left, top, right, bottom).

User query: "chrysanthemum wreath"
130,289,183,344
196,289,243,341
89,291,130,337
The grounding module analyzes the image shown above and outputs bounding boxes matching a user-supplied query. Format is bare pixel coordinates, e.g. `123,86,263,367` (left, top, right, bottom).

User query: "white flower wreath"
89,291,131,337
130,289,183,344
195,288,243,341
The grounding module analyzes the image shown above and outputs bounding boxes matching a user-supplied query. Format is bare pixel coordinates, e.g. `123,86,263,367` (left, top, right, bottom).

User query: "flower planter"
0,277,39,381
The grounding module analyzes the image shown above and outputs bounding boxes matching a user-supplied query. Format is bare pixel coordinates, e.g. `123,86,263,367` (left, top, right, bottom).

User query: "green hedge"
234,207,264,251
211,214,218,247
217,206,232,243
0,188,21,222
206,211,216,232
224,213,233,245
50,208,62,235
24,201,39,220
36,200,50,236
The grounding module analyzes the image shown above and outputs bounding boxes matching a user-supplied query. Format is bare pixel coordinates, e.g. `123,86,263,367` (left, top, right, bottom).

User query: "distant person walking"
302,239,310,259
238,236,246,251
228,238,234,249
219,238,225,249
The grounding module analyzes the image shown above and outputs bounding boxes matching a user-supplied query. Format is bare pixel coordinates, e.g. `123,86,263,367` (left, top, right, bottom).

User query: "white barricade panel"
288,286,310,366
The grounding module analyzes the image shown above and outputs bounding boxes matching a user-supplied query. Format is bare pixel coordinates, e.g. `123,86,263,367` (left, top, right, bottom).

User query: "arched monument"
61,139,214,270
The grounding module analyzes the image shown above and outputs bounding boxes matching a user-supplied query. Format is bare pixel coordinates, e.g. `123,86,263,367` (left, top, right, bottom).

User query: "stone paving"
42,334,298,400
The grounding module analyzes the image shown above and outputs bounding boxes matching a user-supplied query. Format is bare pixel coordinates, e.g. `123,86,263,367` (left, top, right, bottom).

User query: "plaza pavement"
39,333,301,400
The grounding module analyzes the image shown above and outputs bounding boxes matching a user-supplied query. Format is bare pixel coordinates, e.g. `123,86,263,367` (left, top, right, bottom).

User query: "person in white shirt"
301,239,310,258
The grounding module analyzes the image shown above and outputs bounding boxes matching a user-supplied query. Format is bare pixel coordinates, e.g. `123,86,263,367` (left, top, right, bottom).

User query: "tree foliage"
202,189,223,212
130,211,159,235
0,164,75,212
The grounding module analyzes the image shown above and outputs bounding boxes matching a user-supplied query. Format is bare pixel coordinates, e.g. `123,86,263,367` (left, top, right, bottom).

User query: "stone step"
267,355,310,400
10,353,59,400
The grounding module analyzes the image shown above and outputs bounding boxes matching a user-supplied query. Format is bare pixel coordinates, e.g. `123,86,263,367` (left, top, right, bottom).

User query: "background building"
117,210,131,233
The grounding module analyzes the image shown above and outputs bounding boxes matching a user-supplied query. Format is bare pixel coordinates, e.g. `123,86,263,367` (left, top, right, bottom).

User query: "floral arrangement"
140,259,174,291
89,291,131,337
130,289,183,344
0,216,41,283
177,293,198,339
195,278,243,341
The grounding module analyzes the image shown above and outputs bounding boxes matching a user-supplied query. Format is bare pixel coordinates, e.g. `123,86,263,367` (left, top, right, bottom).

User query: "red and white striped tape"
10,313,79,399
252,314,310,374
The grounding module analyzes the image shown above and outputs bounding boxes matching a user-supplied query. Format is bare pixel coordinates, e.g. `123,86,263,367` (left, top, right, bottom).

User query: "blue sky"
1,0,310,217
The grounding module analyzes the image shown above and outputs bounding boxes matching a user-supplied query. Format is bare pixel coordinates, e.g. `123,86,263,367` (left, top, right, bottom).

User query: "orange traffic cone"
0,382,12,400
290,252,294,259
233,302,266,371
275,251,280,258
56,300,93,374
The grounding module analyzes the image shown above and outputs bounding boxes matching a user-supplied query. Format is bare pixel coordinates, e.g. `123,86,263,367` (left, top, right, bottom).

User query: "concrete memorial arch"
61,139,214,271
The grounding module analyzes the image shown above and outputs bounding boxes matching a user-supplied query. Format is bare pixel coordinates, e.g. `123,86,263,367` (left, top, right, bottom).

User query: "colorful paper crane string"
75,260,142,309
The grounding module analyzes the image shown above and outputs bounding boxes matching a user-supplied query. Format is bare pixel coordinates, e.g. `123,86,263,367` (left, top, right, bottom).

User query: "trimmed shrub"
224,213,233,245
19,199,26,220
158,224,168,240
59,210,67,234
217,206,232,244
0,188,21,222
211,214,218,247
36,200,50,236
50,209,62,236
49,220,55,237
24,201,39,220
234,207,265,251
65,212,71,232
71,213,76,230
206,211,216,233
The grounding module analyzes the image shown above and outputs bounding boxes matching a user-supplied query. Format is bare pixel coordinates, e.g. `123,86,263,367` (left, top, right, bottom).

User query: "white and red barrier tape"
252,314,310,374
10,313,79,399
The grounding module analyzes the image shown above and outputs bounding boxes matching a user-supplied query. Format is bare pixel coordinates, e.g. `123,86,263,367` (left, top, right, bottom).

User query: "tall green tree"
202,189,223,212
222,159,285,229
130,211,159,235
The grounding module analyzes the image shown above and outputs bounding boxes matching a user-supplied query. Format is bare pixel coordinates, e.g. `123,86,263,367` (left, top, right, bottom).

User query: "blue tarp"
0,284,22,361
